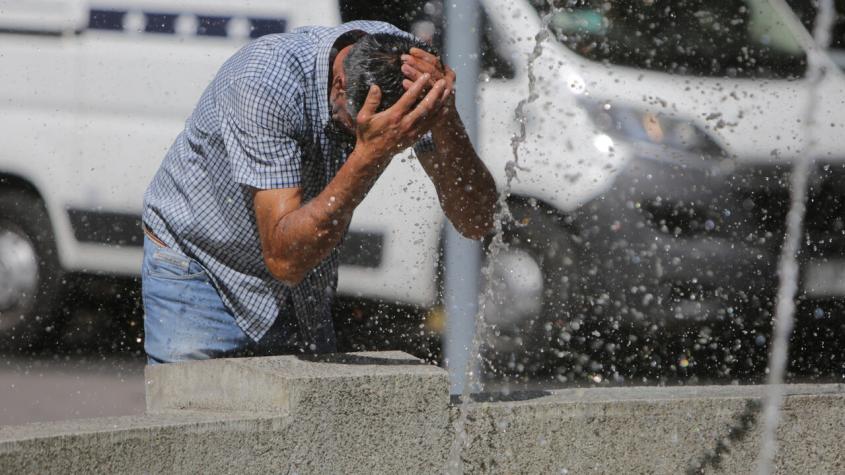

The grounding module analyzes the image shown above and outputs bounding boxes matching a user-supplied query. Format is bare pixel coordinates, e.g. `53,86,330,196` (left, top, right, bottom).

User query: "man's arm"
254,74,448,285
252,148,383,285
401,48,498,240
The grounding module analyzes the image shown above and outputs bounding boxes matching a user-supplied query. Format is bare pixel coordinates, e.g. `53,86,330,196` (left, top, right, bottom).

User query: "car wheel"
0,190,62,351
480,200,585,376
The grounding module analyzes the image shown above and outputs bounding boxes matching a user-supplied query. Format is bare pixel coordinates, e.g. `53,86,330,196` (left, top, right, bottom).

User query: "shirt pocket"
148,247,209,281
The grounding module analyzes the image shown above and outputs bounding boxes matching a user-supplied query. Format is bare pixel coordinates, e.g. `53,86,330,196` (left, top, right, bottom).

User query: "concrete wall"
1,352,843,474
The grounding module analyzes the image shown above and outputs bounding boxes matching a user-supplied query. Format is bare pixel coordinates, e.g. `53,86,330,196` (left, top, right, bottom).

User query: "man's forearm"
267,149,384,283
418,111,498,239
259,76,455,284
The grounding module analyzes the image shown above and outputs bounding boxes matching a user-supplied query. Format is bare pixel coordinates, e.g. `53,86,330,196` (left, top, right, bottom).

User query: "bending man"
141,21,497,364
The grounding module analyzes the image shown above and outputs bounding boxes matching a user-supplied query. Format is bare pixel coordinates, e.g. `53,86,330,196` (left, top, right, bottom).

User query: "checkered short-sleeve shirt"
142,21,433,347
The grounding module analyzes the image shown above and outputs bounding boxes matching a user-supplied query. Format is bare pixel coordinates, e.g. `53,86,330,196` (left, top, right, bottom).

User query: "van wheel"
480,201,585,376
0,190,62,352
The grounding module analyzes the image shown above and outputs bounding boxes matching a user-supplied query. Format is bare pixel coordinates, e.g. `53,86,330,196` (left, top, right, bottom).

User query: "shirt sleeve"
413,131,436,156
218,77,303,189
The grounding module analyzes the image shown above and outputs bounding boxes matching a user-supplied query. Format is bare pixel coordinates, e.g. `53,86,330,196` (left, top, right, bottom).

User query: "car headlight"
592,133,615,154
578,98,724,157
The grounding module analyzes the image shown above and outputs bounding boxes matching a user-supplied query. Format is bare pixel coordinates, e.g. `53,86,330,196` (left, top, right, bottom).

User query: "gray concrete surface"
1,351,452,474
459,384,845,474
1,352,844,474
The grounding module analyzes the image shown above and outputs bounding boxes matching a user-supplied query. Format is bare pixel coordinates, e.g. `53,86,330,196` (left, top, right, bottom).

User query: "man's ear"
339,74,348,97
330,75,343,101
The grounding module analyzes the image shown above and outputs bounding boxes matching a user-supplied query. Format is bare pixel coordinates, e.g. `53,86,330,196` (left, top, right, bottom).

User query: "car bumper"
574,153,845,324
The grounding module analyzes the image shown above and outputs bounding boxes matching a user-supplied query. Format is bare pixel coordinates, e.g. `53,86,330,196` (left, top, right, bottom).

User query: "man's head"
330,32,436,132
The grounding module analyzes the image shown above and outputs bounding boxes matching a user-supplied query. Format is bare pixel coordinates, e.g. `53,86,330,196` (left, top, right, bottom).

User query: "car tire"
480,200,586,377
0,189,62,352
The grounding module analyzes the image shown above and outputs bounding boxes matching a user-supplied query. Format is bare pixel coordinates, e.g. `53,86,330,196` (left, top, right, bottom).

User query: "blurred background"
1,0,844,425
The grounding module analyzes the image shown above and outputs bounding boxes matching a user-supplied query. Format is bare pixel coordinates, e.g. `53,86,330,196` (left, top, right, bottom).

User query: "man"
141,21,497,364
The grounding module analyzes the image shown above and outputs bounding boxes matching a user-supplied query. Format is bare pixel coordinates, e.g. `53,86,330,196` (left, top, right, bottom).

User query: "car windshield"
531,0,808,78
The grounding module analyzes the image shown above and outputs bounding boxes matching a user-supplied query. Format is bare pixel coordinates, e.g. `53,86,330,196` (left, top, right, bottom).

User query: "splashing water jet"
756,0,835,473
445,12,554,474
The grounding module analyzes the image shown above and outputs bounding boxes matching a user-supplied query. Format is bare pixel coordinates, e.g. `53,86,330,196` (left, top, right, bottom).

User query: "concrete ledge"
1,352,843,474
145,350,448,415
460,383,845,474
0,412,294,473
2,351,452,474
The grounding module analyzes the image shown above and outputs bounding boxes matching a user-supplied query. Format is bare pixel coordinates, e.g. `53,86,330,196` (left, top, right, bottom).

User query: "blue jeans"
141,236,302,365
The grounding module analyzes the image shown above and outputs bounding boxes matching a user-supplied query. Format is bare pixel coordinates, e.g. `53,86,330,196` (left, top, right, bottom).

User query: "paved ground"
0,355,145,426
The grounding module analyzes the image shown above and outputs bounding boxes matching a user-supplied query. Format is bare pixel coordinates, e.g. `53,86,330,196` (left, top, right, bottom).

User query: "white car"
477,0,845,374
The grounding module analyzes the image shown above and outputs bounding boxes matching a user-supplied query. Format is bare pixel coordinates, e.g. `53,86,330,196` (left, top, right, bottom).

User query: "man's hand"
254,68,459,285
397,47,498,240
400,48,456,120
353,72,448,164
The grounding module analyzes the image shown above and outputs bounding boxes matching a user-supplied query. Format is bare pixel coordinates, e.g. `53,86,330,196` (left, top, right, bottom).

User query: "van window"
86,8,287,39
530,0,808,79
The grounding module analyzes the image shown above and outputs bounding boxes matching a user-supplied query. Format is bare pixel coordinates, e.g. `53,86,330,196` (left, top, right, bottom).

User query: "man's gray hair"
343,32,437,117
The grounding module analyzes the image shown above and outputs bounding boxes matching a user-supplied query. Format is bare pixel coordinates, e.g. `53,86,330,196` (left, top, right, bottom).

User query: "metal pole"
443,0,481,395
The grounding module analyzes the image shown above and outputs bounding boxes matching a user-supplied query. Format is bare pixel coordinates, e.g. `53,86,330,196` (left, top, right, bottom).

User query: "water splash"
444,17,554,475
755,1,835,473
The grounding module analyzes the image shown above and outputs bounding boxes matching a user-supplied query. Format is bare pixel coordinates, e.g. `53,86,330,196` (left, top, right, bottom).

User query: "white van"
0,0,345,343
0,0,626,349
